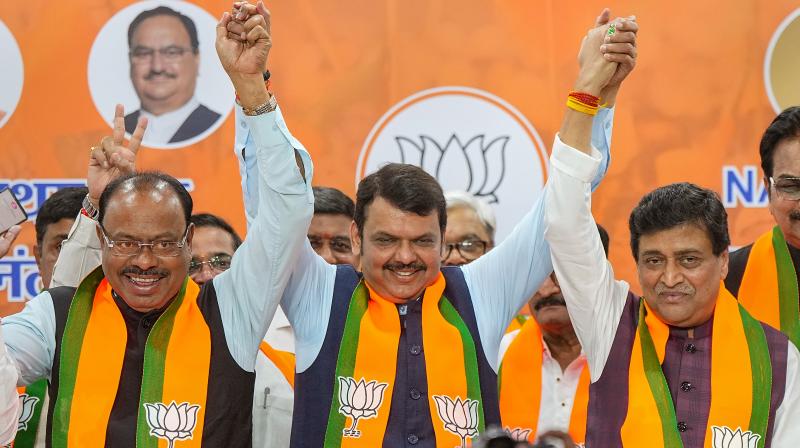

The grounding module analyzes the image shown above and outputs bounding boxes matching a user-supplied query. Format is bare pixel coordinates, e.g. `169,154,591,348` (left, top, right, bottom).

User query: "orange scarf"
498,318,589,444
323,273,484,447
738,226,800,348
51,267,212,448
620,286,772,448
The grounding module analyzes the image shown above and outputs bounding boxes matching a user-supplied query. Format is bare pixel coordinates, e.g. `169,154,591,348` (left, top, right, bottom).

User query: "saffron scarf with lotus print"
323,273,485,447
10,380,47,448
498,318,590,444
620,284,772,448
50,267,211,448
737,226,800,349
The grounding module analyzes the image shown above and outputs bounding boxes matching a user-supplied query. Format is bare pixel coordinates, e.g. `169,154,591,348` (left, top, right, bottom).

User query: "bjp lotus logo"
711,426,761,448
16,393,39,431
432,395,480,448
337,376,388,438
359,86,548,241
143,401,201,448
505,426,532,442
396,134,509,203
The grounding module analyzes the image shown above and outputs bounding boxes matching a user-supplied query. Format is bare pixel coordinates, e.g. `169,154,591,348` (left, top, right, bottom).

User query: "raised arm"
462,10,638,372
544,16,637,378
51,105,147,288
211,3,317,370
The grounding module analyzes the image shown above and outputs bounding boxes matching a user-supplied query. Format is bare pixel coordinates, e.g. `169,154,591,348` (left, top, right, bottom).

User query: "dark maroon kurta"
585,293,788,448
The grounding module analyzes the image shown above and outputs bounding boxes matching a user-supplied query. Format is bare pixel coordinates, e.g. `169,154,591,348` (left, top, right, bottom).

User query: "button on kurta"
680,381,692,392
410,389,421,400
410,345,421,355
407,434,419,444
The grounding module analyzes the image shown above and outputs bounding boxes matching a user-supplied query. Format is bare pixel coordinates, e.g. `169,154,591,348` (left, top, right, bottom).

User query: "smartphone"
0,188,28,235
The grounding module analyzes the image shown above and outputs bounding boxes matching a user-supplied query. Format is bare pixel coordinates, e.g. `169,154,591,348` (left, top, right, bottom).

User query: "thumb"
216,11,232,42
594,8,610,27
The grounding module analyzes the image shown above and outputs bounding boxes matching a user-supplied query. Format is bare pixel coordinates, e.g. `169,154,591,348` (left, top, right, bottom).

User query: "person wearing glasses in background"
124,6,221,144
726,107,800,351
307,186,359,267
441,191,496,266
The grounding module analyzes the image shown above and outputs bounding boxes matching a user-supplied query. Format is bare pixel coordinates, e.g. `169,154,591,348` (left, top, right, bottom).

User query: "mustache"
654,284,694,296
121,267,169,277
383,262,427,272
534,295,566,311
144,71,177,80
790,211,800,221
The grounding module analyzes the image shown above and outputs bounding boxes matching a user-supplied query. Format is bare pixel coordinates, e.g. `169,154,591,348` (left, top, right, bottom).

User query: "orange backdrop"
0,0,797,316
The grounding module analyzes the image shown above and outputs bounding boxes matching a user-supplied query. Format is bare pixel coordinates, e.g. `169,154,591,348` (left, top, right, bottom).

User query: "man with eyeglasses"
442,191,495,266
124,6,221,145
0,10,306,445
726,106,800,349
187,213,241,286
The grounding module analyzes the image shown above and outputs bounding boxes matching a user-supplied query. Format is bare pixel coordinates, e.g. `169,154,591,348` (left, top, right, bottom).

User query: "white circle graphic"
764,8,800,113
87,0,234,149
0,19,24,129
357,87,548,242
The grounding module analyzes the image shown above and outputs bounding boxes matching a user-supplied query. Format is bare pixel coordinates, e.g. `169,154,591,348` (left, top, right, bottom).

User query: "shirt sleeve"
543,135,630,381
772,341,800,445
0,325,19,446
50,213,102,288
461,109,616,374
590,107,614,192
1,291,56,385
214,105,315,372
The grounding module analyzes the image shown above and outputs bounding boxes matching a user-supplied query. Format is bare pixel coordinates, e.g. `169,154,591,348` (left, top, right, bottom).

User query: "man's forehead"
638,224,713,254
132,15,190,44
192,226,235,255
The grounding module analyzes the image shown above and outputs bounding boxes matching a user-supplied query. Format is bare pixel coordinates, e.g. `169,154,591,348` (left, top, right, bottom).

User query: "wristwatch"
82,195,99,220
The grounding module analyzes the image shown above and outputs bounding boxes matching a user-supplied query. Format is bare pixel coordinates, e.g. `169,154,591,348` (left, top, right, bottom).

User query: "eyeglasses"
129,45,195,64
188,255,233,274
100,227,189,257
441,239,489,262
770,177,800,201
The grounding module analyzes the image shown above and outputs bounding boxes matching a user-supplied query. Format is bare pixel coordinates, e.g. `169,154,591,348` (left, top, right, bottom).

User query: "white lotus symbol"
17,393,40,431
505,426,532,442
396,134,509,203
337,376,388,438
711,426,761,448
143,401,200,448
433,395,480,448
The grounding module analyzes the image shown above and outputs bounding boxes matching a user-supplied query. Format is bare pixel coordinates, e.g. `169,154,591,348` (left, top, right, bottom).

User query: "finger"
113,104,125,145
246,24,268,46
128,116,147,155
3,225,22,240
601,43,637,59
217,11,232,42
226,20,246,36
606,31,636,45
227,31,245,41
91,145,109,169
604,53,635,66
242,13,267,34
235,3,259,21
256,1,271,33
594,8,610,27
615,18,639,34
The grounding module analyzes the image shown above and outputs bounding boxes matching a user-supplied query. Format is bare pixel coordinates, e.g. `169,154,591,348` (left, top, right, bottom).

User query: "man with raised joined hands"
227,4,637,447
543,28,800,448
0,8,310,446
